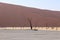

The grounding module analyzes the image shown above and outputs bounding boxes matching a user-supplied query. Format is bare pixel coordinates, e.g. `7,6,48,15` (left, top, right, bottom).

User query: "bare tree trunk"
27,18,32,30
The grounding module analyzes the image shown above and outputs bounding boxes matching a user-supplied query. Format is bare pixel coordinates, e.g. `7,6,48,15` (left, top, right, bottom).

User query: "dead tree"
27,18,32,30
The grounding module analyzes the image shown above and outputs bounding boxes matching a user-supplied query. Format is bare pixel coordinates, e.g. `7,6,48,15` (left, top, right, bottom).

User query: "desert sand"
0,2,60,27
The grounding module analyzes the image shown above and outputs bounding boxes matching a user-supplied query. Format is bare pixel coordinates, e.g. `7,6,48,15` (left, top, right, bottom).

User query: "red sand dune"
0,2,60,27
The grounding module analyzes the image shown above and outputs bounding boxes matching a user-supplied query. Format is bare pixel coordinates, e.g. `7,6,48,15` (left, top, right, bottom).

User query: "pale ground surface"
0,29,60,40
0,27,60,31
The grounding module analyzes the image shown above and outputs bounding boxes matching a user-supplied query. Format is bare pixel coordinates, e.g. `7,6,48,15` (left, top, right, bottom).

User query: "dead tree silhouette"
27,18,32,30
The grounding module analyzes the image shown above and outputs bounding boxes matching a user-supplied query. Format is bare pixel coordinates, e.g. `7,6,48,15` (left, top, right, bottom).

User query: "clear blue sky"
0,0,60,11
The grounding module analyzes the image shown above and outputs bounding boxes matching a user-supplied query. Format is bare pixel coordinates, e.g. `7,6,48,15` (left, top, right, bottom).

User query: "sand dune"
0,2,60,27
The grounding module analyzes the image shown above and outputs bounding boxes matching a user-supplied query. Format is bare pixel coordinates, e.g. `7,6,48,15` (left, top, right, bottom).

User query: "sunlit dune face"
0,27,60,31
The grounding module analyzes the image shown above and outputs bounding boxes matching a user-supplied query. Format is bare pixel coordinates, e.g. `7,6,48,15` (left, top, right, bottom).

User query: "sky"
0,0,60,11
